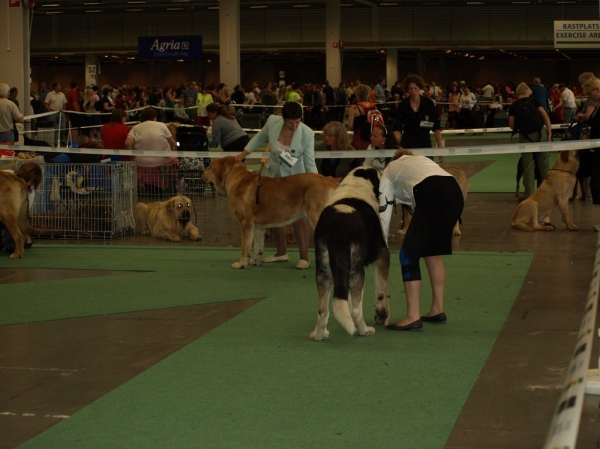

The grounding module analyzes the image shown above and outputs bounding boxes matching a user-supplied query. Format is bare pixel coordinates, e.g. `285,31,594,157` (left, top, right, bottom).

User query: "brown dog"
398,163,469,236
134,194,202,241
511,150,579,231
0,171,31,259
202,156,338,269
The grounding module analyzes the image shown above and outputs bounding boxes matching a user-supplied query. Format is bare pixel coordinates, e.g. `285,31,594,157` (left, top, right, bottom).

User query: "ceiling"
29,0,600,64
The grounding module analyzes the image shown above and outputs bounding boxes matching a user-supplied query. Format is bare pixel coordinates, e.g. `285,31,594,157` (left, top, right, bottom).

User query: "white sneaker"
296,259,310,269
263,254,289,263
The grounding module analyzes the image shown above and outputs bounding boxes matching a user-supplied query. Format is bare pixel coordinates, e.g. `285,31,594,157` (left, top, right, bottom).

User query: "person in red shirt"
100,109,131,161
66,80,81,139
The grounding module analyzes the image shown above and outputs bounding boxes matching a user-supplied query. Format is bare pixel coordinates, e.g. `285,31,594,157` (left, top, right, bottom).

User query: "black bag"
176,126,210,171
514,98,543,136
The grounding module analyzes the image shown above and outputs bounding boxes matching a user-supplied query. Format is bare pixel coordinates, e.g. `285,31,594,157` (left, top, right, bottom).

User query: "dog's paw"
190,234,202,241
567,225,578,231
249,258,262,266
169,236,182,242
9,252,22,259
141,230,150,236
309,329,329,341
374,310,389,325
231,262,247,269
360,326,376,337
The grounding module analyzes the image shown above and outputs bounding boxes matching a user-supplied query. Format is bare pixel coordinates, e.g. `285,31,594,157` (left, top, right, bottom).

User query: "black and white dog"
310,166,391,340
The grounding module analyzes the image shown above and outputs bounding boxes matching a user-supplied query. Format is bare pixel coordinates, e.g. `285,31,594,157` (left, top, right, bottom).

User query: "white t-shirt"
379,155,452,240
0,98,23,133
128,120,173,167
482,84,495,99
561,88,577,109
44,91,67,112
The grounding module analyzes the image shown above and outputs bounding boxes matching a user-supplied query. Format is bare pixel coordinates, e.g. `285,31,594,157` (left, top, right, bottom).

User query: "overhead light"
207,6,219,9
46,11,63,13
86,10,102,12
41,3,60,6
250,5,268,8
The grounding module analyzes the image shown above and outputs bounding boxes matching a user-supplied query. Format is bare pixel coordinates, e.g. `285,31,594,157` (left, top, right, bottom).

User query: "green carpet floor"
2,247,533,448
445,152,558,193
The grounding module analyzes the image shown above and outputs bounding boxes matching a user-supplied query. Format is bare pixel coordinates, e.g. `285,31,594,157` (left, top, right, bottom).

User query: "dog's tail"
333,299,356,336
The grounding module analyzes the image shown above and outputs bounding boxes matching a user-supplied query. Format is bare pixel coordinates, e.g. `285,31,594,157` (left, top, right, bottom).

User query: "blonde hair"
579,72,595,85
322,121,350,150
354,84,371,102
583,77,600,95
392,148,414,160
515,82,531,97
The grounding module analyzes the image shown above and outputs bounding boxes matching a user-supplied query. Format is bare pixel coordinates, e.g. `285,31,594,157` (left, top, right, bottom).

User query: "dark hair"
140,107,157,122
402,74,426,91
372,124,399,150
206,102,235,120
282,101,303,120
70,81,77,88
109,109,127,124
15,162,43,192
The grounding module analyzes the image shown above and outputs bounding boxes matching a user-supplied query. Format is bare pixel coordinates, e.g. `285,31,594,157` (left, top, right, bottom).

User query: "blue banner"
138,35,203,60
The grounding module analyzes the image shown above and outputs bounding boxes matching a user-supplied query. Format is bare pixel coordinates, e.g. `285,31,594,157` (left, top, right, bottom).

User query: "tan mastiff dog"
511,150,579,231
202,156,338,269
134,194,202,241
0,171,31,259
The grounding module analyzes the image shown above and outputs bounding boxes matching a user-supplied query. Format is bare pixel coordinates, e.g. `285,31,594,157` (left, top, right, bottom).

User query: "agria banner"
138,36,203,60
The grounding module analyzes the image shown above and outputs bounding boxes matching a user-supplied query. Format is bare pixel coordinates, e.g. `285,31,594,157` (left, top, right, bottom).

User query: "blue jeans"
0,130,15,143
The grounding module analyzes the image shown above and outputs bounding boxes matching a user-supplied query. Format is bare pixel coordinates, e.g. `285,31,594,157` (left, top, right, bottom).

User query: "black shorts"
403,176,464,259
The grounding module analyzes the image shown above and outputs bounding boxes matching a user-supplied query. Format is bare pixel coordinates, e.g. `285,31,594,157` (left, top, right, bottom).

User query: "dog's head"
331,166,381,212
344,166,381,199
202,156,238,195
557,150,580,174
166,194,195,227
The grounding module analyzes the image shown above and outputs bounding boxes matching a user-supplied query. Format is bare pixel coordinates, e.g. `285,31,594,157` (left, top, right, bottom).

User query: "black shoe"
420,313,447,324
385,320,423,331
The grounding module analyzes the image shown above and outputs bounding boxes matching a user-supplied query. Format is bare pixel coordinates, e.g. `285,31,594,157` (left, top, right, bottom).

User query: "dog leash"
255,163,264,205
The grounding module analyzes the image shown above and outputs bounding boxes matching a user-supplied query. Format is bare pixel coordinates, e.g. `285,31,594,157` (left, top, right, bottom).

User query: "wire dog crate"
31,162,137,239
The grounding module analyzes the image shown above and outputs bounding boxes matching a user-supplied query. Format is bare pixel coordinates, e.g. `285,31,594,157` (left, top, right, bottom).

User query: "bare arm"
124,137,135,149
167,136,177,152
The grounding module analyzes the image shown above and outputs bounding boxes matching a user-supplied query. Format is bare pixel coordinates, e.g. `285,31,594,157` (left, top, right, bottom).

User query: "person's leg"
293,218,309,262
590,150,600,204
272,227,287,256
536,149,550,187
520,151,535,199
422,256,446,317
389,247,422,327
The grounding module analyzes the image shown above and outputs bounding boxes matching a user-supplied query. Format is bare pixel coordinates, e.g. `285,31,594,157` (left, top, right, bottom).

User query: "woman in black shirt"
393,74,444,162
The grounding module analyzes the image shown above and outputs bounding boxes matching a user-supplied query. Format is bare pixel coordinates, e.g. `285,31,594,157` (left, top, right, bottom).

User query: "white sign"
554,21,600,48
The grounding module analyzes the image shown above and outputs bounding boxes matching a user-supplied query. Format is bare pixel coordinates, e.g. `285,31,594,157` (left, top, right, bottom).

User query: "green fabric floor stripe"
445,153,558,193
15,250,532,449
0,248,531,326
